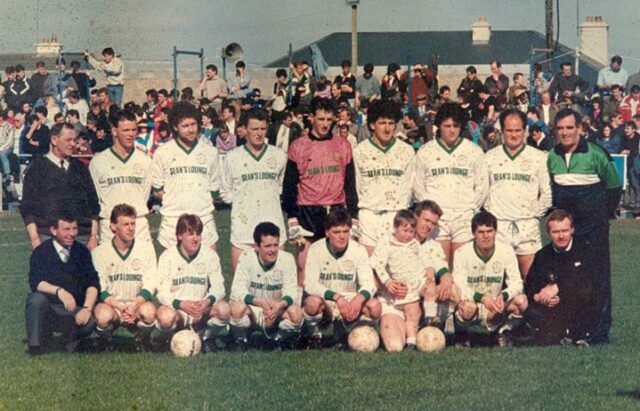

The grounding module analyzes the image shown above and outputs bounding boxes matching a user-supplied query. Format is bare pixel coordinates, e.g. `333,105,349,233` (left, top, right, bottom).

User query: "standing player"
414,103,489,267
155,214,229,353
229,223,302,351
90,110,153,243
220,108,287,272
152,102,221,250
282,97,358,284
92,204,158,352
452,211,528,346
484,109,552,278
303,209,381,347
353,99,415,255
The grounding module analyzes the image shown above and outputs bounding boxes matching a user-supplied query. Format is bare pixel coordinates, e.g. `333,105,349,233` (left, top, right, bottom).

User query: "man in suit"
25,214,100,355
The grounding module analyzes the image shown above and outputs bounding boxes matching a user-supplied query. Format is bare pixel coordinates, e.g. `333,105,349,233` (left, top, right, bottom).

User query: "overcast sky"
2,0,639,71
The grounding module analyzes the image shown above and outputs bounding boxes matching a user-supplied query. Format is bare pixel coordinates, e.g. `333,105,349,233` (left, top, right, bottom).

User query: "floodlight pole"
347,0,359,75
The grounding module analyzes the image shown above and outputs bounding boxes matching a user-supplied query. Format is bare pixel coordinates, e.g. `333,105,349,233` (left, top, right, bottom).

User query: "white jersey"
230,250,299,306
414,138,488,218
484,144,552,220
92,240,158,303
452,241,523,303
151,138,220,218
89,147,153,219
353,138,415,211
304,239,376,300
419,237,449,280
157,246,226,307
371,236,427,304
220,144,287,246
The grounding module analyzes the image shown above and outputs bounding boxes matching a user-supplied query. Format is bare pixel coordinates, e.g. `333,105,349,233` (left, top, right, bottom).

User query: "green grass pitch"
0,210,639,410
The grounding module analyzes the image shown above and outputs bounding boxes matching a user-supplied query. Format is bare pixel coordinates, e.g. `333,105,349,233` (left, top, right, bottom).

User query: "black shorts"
298,204,347,240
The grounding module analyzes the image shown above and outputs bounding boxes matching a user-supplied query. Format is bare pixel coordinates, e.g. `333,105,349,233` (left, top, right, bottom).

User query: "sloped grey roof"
266,30,602,84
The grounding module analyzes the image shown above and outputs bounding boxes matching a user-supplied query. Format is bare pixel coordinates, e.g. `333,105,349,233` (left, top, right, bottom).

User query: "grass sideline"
0,211,639,410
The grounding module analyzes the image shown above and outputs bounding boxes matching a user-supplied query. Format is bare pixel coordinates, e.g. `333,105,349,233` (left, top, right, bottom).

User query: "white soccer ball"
348,326,380,352
170,329,202,357
416,326,446,352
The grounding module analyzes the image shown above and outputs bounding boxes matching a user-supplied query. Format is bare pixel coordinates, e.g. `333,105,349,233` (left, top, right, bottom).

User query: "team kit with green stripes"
28,101,619,354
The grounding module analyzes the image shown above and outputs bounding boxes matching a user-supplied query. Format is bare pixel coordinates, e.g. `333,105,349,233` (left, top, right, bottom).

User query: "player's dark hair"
176,214,203,237
466,65,477,74
51,206,78,228
554,108,582,127
102,47,115,57
276,68,287,78
206,64,218,72
499,108,527,130
66,109,79,119
471,211,497,232
223,105,237,116
413,200,443,218
625,121,637,130
611,55,622,65
324,208,352,231
367,99,402,125
244,108,269,124
439,85,451,94
546,209,574,231
434,102,468,127
393,209,417,228
341,59,352,68
158,89,169,98
36,61,45,68
253,222,280,245
113,109,137,127
169,101,201,133
310,97,335,116
110,203,137,224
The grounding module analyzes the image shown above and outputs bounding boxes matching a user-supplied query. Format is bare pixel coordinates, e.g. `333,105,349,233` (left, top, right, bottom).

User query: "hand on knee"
457,300,478,322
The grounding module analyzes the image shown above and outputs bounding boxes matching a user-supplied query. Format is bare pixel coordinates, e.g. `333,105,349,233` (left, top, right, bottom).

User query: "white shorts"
432,209,474,243
358,209,396,247
158,214,218,249
99,216,152,244
496,218,542,255
378,292,420,320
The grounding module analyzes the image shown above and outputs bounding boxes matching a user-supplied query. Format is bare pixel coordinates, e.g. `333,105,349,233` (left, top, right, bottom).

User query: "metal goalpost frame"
172,46,205,101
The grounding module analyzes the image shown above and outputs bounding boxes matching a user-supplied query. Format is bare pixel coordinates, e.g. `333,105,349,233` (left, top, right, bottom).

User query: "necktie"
60,160,65,170
60,247,70,263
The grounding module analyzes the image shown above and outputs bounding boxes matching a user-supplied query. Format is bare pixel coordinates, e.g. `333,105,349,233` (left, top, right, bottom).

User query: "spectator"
69,60,97,102
227,60,251,99
355,63,380,106
30,61,49,102
595,124,621,155
84,47,125,107
484,60,509,99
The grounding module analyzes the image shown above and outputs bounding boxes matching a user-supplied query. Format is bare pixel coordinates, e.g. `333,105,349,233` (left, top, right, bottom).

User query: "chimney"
472,16,491,45
579,16,608,65
35,36,63,56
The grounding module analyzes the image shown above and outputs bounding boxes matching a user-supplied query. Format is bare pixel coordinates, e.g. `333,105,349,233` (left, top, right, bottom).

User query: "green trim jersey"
304,239,376,301
419,238,450,281
92,240,158,303
230,250,298,306
151,138,220,218
484,145,552,220
220,144,287,246
452,241,523,303
353,138,415,211
157,246,226,308
414,138,488,218
371,236,427,304
89,148,153,219
547,138,621,221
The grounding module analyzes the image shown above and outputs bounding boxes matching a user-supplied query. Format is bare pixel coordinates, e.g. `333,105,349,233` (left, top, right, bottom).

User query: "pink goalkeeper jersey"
288,134,352,206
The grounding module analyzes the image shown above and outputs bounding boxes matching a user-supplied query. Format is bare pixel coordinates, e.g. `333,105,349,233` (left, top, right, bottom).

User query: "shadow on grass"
616,390,640,400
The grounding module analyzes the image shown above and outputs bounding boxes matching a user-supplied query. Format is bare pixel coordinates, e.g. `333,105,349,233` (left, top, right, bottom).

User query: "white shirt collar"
52,239,71,262
45,152,69,170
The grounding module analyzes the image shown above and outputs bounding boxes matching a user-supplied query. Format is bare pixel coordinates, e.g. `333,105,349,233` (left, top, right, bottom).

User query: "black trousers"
25,292,96,351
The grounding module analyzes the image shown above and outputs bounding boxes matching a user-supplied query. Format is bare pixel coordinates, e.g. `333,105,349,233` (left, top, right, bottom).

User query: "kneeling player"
452,211,528,346
156,214,229,353
371,210,432,351
303,209,381,348
229,222,302,351
92,204,158,352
